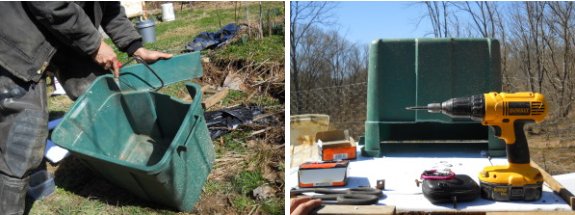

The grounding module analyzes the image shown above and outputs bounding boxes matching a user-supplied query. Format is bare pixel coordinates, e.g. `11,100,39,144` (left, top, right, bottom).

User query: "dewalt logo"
508,108,529,114
504,102,531,116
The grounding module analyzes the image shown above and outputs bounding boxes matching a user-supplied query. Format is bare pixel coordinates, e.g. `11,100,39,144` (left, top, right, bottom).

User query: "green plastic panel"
366,39,417,122
363,38,504,157
416,38,501,122
119,52,203,91
51,52,214,211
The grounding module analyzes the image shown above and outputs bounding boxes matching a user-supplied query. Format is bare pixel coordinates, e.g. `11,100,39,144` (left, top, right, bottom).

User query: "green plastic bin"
362,38,505,157
51,52,215,211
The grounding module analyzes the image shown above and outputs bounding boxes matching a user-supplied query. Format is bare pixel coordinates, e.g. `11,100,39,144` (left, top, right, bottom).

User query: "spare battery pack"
480,182,542,201
422,174,480,204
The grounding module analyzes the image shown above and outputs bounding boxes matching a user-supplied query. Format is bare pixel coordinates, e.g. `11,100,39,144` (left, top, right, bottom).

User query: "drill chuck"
407,95,485,121
442,95,485,120
423,103,442,113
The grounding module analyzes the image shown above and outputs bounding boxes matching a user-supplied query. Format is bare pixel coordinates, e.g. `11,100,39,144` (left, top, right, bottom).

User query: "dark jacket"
0,2,142,82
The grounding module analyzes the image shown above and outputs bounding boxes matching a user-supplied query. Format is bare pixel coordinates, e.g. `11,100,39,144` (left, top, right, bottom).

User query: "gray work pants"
0,49,106,215
0,69,47,215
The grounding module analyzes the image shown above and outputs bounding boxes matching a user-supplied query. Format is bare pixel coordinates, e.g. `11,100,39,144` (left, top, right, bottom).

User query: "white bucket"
161,3,175,22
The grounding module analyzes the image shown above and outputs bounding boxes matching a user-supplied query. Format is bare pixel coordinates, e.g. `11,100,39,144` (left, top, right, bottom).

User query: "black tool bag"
422,174,480,205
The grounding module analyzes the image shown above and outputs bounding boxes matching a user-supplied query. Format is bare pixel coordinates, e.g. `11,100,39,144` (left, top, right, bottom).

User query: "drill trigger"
491,125,502,137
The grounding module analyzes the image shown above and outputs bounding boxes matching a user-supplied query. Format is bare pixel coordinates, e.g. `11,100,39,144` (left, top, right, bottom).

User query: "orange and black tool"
298,161,349,188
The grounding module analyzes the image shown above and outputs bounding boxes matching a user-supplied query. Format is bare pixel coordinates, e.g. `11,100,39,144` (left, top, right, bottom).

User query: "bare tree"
453,2,513,89
258,2,264,39
507,2,546,92
295,25,367,89
297,26,329,90
290,2,336,111
292,24,369,116
493,4,510,90
546,1,575,117
422,1,452,37
455,2,499,38
499,1,575,120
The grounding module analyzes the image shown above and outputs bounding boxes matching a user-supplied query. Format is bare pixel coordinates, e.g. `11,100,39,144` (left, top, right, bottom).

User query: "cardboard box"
290,114,329,168
317,130,356,161
298,160,349,188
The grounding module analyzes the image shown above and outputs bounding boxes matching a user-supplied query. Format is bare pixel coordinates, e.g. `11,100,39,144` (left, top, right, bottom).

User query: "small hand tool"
290,187,384,205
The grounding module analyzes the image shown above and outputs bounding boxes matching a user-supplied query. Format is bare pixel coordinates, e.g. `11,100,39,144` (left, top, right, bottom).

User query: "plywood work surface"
289,147,572,212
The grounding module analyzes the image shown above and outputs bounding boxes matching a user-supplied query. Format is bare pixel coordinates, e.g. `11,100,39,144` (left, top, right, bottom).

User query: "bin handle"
120,56,165,91
180,82,203,147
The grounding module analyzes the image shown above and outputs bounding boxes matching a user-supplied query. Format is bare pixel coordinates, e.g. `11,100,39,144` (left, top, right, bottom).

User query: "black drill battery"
422,174,480,204
480,182,543,201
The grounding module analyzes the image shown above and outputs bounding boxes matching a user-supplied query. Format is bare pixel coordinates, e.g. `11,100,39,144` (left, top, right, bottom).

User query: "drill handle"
493,120,533,164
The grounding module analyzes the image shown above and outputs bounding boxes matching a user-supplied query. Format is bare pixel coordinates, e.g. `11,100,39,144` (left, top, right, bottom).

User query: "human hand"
290,197,321,215
92,40,121,77
133,48,173,63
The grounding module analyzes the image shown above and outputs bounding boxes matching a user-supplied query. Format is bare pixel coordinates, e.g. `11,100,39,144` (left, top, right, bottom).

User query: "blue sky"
329,1,439,45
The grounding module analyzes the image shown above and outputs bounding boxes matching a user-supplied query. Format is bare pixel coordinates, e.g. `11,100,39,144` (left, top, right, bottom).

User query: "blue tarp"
185,23,242,52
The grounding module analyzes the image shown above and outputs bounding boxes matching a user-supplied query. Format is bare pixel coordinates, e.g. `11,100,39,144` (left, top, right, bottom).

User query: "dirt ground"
187,50,286,214
524,117,575,175
529,136,575,175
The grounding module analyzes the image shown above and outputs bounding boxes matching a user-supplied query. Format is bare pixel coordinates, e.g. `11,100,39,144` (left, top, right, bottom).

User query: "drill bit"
405,106,428,110
406,103,443,113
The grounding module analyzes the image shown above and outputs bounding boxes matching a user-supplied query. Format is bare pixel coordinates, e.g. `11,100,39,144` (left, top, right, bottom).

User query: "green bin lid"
118,51,202,91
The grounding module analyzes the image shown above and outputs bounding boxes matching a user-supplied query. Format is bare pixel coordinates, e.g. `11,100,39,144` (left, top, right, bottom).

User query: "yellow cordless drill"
406,92,547,201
